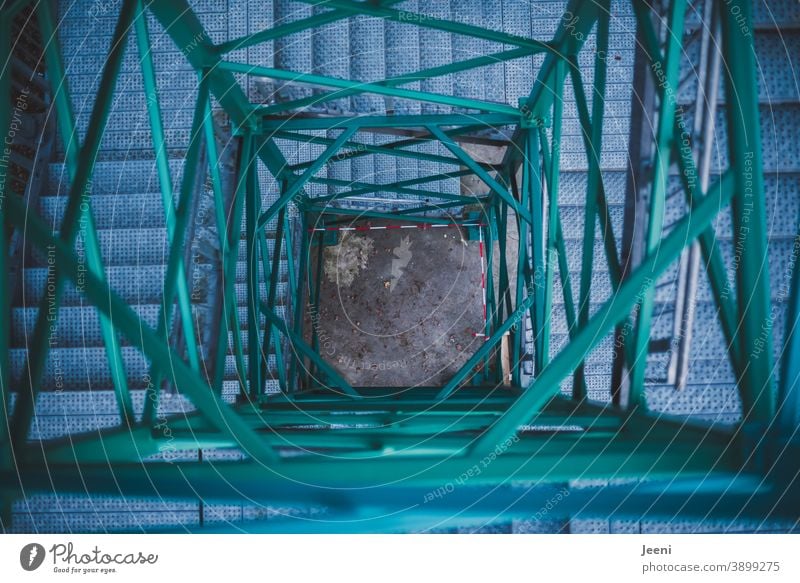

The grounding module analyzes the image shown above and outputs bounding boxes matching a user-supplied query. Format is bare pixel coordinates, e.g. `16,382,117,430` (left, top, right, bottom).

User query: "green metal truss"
0,0,798,531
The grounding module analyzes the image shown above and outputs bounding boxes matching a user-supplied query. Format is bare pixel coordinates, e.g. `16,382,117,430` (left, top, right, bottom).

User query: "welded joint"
518,98,549,129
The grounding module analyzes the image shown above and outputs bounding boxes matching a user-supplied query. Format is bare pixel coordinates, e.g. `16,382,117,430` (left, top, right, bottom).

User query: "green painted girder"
4,192,281,467
719,0,775,423
571,9,610,400
261,112,519,132
257,127,357,231
261,47,537,117
134,0,202,375
632,3,743,384
142,73,210,423
470,171,736,455
437,288,537,399
147,1,303,194
503,0,606,169
306,177,481,204
290,124,498,170
19,430,736,499
245,142,264,398
214,135,251,395
31,396,717,466
315,199,489,224
539,60,565,369
306,207,478,226
259,302,360,398
427,124,531,224
625,0,687,409
277,130,499,171
221,60,520,116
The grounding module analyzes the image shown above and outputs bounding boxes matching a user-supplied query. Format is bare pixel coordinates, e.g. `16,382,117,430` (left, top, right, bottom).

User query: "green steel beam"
437,289,537,399
261,113,519,132
538,127,588,398
290,124,496,170
470,171,735,454
245,142,264,399
134,0,201,375
510,173,528,385
503,0,605,170
214,135,251,395
525,129,546,375
260,47,536,116
568,63,622,289
12,0,139,444
306,206,476,226
147,0,306,197
540,59,566,368
261,206,288,392
256,127,357,230
289,210,310,390
482,215,496,382
221,60,519,116
426,124,531,224
626,0,687,408
45,0,136,424
259,303,359,398
632,1,743,382
719,0,775,424
280,131,498,171
306,176,481,204
142,75,210,424
21,431,735,498
571,8,610,401
5,193,281,466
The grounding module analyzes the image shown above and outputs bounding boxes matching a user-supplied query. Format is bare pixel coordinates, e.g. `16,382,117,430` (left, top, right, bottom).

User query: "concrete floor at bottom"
305,220,487,387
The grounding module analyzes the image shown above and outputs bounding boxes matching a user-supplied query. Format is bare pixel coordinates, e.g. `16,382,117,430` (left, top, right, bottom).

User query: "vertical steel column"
720,0,775,424
134,0,200,373
512,164,530,386
261,207,288,392
528,128,546,375
540,58,566,369
213,135,251,395
142,75,210,424
572,8,609,401
245,137,263,399
626,0,687,408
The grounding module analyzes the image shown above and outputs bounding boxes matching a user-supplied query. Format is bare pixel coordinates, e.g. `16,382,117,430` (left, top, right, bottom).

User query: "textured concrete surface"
306,220,486,387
